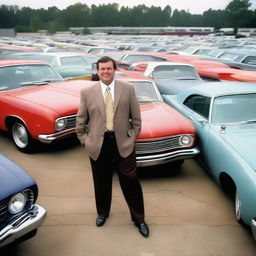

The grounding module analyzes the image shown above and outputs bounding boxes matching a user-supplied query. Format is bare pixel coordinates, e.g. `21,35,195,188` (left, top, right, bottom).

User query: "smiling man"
76,56,149,237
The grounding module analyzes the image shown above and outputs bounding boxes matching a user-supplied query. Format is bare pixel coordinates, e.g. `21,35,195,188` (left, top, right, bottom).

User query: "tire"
11,121,36,153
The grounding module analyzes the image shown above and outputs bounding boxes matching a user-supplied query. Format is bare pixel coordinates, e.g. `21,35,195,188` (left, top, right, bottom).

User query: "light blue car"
163,81,256,239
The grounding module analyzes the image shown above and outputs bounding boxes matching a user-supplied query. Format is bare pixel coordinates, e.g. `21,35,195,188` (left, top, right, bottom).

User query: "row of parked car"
1,34,256,246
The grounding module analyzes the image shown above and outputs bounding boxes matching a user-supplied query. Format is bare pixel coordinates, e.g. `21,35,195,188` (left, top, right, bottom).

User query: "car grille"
136,135,187,155
0,189,34,220
66,115,76,129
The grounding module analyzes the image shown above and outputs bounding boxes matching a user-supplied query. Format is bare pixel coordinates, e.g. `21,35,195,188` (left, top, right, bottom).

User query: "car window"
212,94,256,123
0,64,62,91
218,52,238,61
123,55,167,64
151,65,198,79
184,95,210,119
60,56,87,66
242,56,256,66
130,81,161,103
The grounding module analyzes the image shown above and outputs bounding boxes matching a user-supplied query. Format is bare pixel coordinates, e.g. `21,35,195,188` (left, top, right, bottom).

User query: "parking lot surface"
0,133,255,256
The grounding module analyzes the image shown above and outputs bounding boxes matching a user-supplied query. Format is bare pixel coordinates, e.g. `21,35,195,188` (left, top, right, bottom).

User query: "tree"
62,3,91,27
225,0,252,33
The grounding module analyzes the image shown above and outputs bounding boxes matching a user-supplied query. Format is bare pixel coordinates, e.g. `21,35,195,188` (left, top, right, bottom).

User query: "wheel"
235,189,242,223
11,121,36,153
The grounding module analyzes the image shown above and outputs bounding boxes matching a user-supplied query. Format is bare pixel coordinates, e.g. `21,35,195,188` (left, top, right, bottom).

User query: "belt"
105,131,115,135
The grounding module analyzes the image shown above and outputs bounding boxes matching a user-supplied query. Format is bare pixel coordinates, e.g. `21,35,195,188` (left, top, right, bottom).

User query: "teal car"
163,82,256,239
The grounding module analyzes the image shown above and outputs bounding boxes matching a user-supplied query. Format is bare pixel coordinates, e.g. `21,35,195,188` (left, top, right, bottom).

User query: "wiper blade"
21,79,61,86
240,119,256,125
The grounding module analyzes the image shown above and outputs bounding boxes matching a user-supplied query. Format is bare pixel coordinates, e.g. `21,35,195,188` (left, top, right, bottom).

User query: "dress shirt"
100,80,115,101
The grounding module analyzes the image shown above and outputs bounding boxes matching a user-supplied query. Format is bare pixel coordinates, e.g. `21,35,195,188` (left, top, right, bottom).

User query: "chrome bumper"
250,218,256,240
136,147,199,167
0,204,47,248
38,128,75,143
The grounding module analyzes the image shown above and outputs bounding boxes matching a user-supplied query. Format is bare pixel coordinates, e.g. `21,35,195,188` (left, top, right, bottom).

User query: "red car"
118,78,199,167
0,59,88,152
0,60,199,168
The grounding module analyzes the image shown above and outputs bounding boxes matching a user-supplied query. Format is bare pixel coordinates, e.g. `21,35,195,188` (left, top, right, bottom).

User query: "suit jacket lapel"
114,80,121,115
94,82,105,118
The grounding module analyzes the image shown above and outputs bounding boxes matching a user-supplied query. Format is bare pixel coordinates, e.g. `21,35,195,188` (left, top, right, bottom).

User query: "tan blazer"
76,79,141,160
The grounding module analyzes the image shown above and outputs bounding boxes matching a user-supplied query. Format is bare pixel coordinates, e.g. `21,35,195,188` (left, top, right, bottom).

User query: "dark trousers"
89,132,145,224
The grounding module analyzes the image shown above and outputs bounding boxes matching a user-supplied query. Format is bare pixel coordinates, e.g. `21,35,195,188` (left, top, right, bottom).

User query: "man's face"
97,61,115,85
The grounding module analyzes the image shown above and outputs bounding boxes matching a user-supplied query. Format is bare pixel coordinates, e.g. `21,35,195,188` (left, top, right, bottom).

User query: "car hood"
219,124,256,170
138,102,195,140
0,153,36,200
6,80,91,115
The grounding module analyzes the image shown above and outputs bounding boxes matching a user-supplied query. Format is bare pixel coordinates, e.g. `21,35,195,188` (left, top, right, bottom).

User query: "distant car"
0,59,92,152
141,62,204,95
218,50,256,66
120,78,199,167
3,51,97,79
163,82,256,239
0,153,46,247
216,50,256,70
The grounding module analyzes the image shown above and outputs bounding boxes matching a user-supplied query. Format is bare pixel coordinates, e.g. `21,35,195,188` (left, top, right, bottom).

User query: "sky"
1,0,256,14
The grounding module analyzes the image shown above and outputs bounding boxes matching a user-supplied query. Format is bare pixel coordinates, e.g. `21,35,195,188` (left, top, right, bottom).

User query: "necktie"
104,86,114,131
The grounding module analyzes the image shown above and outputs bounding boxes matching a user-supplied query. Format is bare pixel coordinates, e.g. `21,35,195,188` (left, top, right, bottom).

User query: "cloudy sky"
1,0,256,14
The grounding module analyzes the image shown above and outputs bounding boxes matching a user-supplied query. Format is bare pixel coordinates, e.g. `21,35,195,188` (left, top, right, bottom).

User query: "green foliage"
0,0,255,33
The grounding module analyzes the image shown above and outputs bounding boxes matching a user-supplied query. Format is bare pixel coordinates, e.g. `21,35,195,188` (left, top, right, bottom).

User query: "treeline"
0,0,256,34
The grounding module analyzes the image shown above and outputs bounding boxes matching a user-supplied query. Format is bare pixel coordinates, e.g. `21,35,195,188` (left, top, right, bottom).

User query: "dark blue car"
0,153,46,247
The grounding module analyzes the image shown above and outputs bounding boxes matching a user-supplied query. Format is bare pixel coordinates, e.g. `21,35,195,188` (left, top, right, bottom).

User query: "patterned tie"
104,86,114,131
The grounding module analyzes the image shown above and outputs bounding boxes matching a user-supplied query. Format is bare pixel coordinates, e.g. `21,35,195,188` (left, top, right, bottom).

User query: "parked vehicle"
121,78,199,167
0,59,91,152
163,81,256,239
0,153,46,247
137,61,204,95
2,52,96,79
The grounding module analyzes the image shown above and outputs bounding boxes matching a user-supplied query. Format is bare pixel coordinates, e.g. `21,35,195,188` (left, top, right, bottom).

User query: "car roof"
182,82,256,98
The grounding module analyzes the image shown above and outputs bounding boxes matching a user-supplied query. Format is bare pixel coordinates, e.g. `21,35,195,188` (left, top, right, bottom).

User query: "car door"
183,95,211,164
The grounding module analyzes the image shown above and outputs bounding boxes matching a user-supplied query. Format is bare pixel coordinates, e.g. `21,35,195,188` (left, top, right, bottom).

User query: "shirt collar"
100,80,115,91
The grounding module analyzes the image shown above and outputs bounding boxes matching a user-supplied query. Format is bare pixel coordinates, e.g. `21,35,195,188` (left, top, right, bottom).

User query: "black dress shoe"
135,223,149,237
96,215,108,227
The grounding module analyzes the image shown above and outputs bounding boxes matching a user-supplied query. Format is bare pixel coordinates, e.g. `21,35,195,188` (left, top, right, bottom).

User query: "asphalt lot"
0,132,256,256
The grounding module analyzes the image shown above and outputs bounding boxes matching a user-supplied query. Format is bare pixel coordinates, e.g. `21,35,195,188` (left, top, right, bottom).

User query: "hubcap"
235,190,241,221
12,123,28,148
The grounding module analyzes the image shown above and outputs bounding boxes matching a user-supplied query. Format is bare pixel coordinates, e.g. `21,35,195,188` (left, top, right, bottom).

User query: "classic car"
217,50,256,67
2,51,96,79
163,82,256,239
119,78,199,167
0,59,92,153
132,61,204,95
0,153,46,247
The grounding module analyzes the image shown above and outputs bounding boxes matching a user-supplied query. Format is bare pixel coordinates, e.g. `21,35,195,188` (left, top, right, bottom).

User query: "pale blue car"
163,81,256,239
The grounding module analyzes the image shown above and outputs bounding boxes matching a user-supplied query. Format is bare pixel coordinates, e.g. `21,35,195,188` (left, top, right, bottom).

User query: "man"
76,56,149,237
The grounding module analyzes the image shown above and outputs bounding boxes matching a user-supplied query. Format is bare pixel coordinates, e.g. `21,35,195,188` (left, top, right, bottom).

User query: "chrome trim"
136,147,199,167
136,134,194,154
0,204,47,248
38,128,76,143
250,218,256,240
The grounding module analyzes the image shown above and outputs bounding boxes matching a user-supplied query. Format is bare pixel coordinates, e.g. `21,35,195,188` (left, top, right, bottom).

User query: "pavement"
0,133,255,256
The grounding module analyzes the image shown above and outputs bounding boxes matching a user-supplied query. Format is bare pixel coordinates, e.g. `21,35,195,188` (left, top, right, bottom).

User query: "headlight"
8,192,27,214
179,135,193,147
55,118,67,131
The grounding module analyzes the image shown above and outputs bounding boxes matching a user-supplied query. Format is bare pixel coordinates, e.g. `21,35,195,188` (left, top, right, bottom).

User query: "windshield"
151,65,198,80
212,93,256,124
130,81,161,103
0,64,63,91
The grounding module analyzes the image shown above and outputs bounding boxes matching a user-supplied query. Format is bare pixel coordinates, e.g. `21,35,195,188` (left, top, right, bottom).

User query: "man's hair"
96,56,117,70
